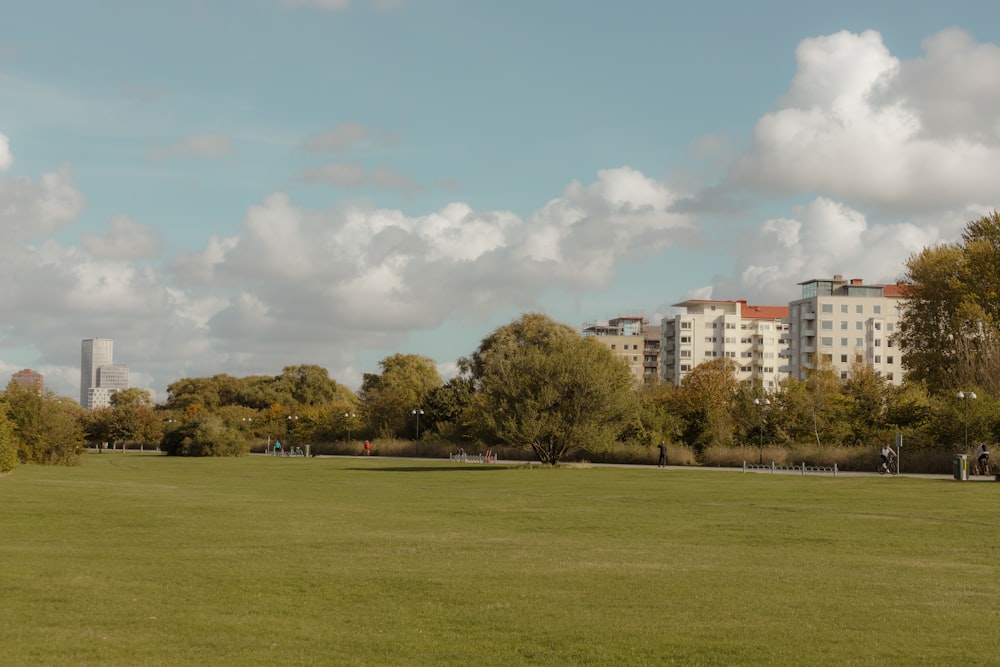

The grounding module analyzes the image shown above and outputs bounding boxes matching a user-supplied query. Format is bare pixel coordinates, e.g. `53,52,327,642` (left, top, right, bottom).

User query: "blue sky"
2,0,1000,401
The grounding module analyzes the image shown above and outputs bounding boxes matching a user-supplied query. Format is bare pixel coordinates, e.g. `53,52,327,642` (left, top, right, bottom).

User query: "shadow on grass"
345,465,515,473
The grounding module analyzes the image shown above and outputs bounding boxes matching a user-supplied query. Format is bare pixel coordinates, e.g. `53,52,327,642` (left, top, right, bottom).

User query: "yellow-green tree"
464,313,640,465
898,211,1000,394
360,354,442,439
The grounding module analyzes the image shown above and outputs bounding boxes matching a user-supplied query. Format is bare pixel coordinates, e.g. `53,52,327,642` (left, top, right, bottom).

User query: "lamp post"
344,412,356,442
412,409,424,456
411,409,424,440
753,398,771,464
286,415,298,450
957,391,977,451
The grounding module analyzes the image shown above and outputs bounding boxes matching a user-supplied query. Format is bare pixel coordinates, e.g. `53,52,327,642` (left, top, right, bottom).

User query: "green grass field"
2,454,999,665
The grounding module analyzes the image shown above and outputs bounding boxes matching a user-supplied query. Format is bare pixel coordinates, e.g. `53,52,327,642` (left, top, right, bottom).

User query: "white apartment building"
661,300,789,388
785,275,906,384
582,315,660,383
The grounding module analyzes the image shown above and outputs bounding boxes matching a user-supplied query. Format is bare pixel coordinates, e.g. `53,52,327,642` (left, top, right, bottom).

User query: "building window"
874,305,881,314
611,344,616,350
874,339,881,347
680,350,691,358
726,351,736,358
821,354,832,363
856,321,863,330
681,364,691,371
841,338,848,346
821,320,833,330
887,323,894,332
821,337,833,346
856,305,864,314
856,338,863,347
840,321,848,330
840,304,848,313
822,303,833,313
875,355,881,363
681,321,691,329
841,372,848,379
888,356,894,364
840,355,848,363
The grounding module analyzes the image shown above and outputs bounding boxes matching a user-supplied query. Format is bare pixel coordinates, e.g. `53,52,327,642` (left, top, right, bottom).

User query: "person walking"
658,442,667,468
364,440,371,456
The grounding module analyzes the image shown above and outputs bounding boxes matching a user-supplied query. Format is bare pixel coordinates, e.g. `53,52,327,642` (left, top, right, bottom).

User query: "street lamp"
343,412,357,442
411,409,424,439
957,391,977,451
753,398,771,464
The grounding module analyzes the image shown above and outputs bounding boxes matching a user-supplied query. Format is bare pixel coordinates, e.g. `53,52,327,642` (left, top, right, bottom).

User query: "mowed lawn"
2,454,999,666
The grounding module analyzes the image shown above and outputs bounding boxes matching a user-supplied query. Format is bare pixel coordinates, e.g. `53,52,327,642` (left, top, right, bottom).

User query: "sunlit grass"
1,454,999,665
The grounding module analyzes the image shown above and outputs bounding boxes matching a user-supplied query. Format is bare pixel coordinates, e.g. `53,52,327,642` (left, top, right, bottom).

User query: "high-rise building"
80,338,127,409
660,299,790,388
785,275,907,384
582,315,660,382
11,368,44,392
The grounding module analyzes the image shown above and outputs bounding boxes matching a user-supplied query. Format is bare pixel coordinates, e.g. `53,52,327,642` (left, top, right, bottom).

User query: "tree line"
3,212,1000,472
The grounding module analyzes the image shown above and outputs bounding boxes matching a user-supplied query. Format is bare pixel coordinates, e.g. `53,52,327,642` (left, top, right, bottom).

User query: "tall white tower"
80,338,114,407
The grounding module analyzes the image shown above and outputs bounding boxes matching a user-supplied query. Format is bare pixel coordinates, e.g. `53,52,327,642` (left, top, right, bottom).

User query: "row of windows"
819,320,893,332
821,303,885,315
678,321,780,331
818,337,892,348
822,353,896,365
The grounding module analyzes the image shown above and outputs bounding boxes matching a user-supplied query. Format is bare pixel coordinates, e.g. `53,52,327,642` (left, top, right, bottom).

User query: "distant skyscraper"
80,338,115,408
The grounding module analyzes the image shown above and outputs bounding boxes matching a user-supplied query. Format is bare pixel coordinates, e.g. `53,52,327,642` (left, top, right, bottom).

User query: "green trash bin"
953,454,968,481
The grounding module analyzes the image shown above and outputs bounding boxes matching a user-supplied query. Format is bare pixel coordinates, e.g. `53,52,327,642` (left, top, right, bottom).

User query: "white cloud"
298,122,394,153
82,215,163,261
302,162,421,192
151,133,233,160
0,165,85,240
713,197,948,305
730,28,1000,215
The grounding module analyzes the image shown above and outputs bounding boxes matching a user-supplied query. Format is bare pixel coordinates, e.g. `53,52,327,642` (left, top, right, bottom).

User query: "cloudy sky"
3,1,1000,401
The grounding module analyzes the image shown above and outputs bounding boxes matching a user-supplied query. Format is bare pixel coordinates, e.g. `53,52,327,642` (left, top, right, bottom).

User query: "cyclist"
880,444,896,474
975,443,990,475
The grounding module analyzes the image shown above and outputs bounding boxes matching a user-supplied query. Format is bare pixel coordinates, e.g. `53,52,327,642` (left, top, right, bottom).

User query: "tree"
107,388,162,448
0,410,17,473
667,358,742,453
2,382,85,465
360,354,442,439
160,414,248,456
898,211,1000,394
464,313,640,465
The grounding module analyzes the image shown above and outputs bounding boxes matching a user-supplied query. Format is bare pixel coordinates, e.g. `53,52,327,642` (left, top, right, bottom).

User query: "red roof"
740,304,789,319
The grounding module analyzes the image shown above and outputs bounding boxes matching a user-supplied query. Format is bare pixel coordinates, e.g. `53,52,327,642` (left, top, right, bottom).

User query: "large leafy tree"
2,383,85,465
898,211,1000,394
667,358,743,452
360,354,442,439
463,313,640,465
